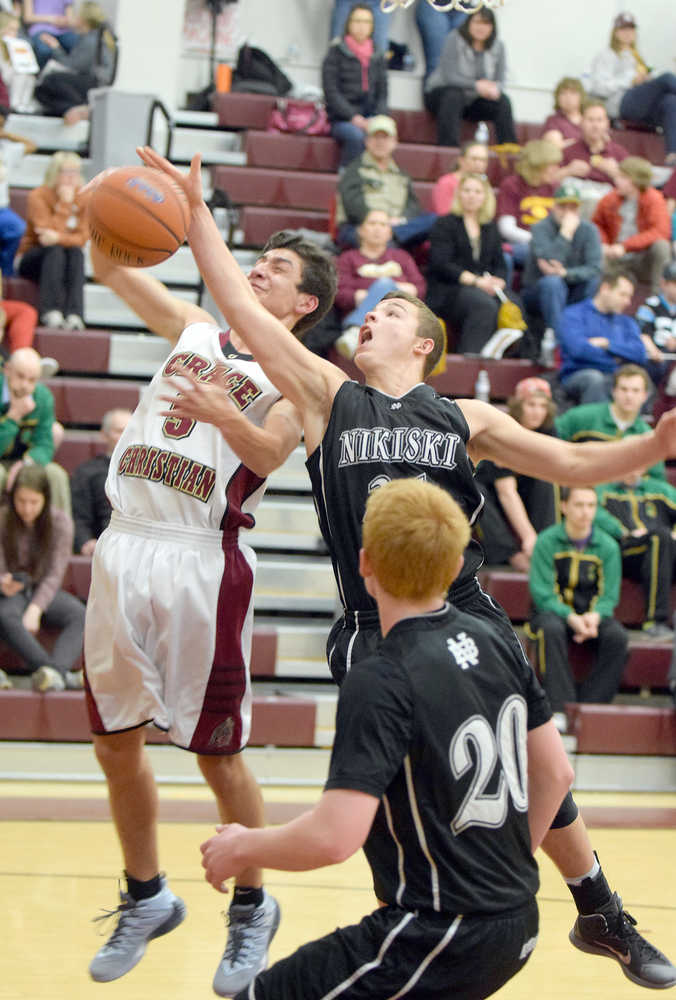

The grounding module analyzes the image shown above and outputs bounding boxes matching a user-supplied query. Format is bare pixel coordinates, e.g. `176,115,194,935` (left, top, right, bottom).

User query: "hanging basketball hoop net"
380,0,504,11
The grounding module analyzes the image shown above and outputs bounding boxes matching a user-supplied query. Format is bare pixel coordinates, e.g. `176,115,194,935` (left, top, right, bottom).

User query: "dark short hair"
600,266,636,290
560,484,597,503
345,3,374,37
262,231,337,337
380,290,445,378
459,7,497,48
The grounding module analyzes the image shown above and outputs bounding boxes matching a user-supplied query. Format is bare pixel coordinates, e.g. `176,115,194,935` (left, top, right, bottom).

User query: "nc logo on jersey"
447,632,479,670
390,402,402,410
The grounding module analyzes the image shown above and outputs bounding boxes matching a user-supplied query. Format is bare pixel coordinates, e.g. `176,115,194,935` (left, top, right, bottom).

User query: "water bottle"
474,121,490,144
539,327,557,368
474,369,491,403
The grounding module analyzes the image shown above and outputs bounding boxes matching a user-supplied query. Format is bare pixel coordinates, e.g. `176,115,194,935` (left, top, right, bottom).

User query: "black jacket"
426,213,506,313
70,453,112,552
321,39,388,123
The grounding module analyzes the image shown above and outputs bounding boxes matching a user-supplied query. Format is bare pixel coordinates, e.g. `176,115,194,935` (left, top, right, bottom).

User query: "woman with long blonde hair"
589,11,676,166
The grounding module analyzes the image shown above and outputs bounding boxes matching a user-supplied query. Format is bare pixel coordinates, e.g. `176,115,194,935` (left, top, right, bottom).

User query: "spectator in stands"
33,1,115,123
588,12,676,167
527,485,628,729
0,346,70,511
322,3,388,169
423,8,516,149
0,463,84,692
17,150,88,329
496,139,562,278
555,363,666,481
426,171,524,356
333,208,425,358
595,468,676,641
70,408,131,556
0,104,36,275
636,260,676,396
329,0,389,54
559,100,629,212
335,115,437,249
522,181,602,344
475,377,559,572
0,9,38,112
593,155,671,294
557,268,646,404
541,77,586,149
22,0,78,69
414,1,465,84
431,139,489,215
663,167,676,249
0,273,38,358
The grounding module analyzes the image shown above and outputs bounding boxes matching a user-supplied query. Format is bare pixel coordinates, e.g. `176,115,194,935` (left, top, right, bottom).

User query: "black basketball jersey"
326,603,549,915
307,381,485,611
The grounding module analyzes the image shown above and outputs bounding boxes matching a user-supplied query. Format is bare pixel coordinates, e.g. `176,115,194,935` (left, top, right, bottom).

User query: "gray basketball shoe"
213,891,280,996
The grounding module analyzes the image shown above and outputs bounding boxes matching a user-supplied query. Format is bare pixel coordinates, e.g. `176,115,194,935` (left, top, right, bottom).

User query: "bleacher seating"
0,96,674,768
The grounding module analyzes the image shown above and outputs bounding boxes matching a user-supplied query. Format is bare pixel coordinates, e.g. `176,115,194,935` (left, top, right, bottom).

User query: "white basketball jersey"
106,322,282,530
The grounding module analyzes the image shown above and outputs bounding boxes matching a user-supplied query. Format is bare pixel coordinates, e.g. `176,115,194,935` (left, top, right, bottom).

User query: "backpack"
267,98,330,136
231,44,292,97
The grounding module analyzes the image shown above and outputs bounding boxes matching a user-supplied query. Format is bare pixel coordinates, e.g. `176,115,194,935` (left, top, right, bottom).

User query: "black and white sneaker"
570,892,676,989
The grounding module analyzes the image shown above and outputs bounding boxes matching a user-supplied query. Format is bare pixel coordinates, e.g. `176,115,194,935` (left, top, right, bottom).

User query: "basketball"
88,166,190,268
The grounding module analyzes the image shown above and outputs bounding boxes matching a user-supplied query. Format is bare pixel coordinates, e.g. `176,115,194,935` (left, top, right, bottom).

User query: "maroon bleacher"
567,704,676,755
34,327,112,373
46,376,142,425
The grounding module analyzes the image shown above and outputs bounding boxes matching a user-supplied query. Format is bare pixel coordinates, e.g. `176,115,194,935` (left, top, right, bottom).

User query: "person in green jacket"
0,347,70,512
555,364,666,481
527,485,628,725
595,470,676,640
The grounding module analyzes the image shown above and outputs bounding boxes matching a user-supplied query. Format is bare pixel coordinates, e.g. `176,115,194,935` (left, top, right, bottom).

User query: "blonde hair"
452,172,496,225
43,151,83,187
78,1,114,50
619,155,653,191
379,290,446,378
516,140,562,186
362,479,470,600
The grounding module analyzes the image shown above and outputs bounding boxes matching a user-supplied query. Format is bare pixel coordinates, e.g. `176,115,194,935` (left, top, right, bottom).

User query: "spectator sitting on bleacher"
556,268,646,404
333,208,425,358
592,156,671,294
70,407,131,556
426,171,524,357
522,182,601,348
423,7,516,150
22,0,78,69
431,139,488,215
595,467,676,641
588,11,676,168
329,0,389,54
559,100,629,214
0,463,84,692
322,3,388,169
526,485,628,731
0,271,38,358
16,150,88,329
413,1,465,85
0,346,70,511
33,1,115,124
335,115,437,249
663,167,676,250
636,260,676,398
0,104,36,275
541,77,586,150
555,363,666,481
475,377,559,573
0,9,38,112
496,139,562,280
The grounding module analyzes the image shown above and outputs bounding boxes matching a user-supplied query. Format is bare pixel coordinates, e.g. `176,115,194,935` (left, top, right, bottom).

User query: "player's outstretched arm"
160,366,302,477
200,789,378,891
90,242,214,345
460,399,676,485
526,721,575,852
136,148,345,426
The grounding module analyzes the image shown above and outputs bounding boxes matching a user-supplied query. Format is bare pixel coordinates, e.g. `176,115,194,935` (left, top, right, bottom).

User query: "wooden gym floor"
2,782,676,999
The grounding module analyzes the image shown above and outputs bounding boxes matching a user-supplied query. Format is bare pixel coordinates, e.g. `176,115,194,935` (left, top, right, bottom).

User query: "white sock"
565,856,601,887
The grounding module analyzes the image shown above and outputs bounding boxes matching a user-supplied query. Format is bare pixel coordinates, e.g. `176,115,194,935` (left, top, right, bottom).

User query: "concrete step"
170,125,244,166
83,282,200,328
254,555,338,613
5,112,88,151
250,497,323,551
254,618,332,679
266,446,311,493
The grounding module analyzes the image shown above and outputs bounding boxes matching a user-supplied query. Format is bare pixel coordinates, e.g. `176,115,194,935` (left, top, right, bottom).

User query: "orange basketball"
88,166,190,268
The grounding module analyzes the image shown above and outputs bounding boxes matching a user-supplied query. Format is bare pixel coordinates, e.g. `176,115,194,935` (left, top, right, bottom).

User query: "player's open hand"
137,146,204,213
159,362,237,427
200,823,249,891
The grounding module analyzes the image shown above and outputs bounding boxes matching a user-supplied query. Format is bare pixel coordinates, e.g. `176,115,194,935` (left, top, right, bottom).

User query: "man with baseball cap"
522,181,602,346
335,114,438,249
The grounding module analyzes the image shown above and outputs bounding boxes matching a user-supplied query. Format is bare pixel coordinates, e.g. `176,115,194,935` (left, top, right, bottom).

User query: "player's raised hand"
137,146,204,212
159,362,238,427
200,823,249,891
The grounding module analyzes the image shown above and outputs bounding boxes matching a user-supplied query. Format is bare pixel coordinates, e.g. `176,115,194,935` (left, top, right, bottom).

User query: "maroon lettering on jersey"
230,377,262,411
